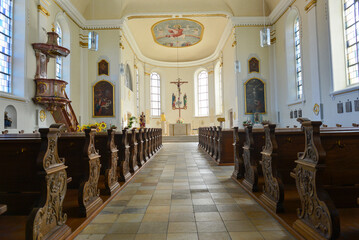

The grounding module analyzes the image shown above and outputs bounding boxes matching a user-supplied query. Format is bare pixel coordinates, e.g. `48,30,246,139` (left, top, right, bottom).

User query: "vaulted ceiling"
68,0,281,64
70,0,280,20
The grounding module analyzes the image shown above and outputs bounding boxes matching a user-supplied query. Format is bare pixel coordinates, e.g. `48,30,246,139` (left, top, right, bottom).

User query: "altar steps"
163,135,198,142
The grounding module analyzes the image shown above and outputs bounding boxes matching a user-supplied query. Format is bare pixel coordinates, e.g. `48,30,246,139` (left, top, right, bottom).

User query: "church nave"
76,143,294,240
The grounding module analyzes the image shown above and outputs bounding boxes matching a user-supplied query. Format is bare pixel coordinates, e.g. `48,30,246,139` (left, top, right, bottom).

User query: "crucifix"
170,77,188,118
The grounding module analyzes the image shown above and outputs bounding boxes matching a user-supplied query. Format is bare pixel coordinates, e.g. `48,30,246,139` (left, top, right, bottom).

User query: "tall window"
0,0,13,93
196,70,209,116
215,63,223,115
344,0,359,85
150,72,161,117
294,17,303,99
55,23,62,80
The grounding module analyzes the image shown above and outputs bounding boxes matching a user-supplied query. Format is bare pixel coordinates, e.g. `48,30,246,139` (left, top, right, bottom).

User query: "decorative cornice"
269,0,296,25
232,17,270,26
305,0,317,13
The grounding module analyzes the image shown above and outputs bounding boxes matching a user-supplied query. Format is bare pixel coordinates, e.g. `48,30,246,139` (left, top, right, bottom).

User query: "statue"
139,112,146,128
183,94,187,109
4,111,12,128
172,93,176,110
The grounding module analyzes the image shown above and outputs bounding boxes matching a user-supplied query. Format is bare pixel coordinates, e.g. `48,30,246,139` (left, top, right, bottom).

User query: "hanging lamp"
88,0,98,51
260,0,271,47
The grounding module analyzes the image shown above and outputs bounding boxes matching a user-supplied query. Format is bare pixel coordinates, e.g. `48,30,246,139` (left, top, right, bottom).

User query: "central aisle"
76,143,294,240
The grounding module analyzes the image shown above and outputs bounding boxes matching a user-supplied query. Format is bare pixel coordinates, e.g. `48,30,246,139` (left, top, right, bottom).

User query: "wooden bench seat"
58,129,103,218
0,124,71,240
115,129,131,183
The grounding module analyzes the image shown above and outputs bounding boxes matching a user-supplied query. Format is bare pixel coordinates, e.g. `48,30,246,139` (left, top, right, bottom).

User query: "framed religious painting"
98,59,109,76
93,80,115,117
248,57,260,73
244,78,266,114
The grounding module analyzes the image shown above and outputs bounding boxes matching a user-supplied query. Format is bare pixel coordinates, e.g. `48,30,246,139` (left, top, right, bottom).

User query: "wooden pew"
128,128,138,174
136,128,144,167
292,119,359,240
0,124,71,240
241,126,265,192
115,129,131,182
232,127,246,180
95,129,120,196
58,129,103,218
143,128,149,161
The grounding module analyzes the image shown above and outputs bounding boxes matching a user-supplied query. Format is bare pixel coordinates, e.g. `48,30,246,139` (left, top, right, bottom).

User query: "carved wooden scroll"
26,124,71,240
104,129,120,196
142,128,148,162
293,119,339,240
129,128,138,174
118,129,131,182
259,124,284,213
212,127,218,160
232,127,244,180
137,128,144,167
79,128,103,217
217,127,222,163
242,125,258,192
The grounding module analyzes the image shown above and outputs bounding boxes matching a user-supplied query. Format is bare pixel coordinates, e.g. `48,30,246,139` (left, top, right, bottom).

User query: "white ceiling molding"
55,0,86,26
269,0,294,24
121,18,233,68
84,19,124,29
231,17,270,26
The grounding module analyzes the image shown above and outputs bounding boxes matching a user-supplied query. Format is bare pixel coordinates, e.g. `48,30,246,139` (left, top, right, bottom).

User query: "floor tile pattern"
76,143,295,240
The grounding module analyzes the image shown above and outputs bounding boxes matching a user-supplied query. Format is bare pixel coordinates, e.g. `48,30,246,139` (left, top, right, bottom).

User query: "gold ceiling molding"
38,5,50,17
127,15,172,20
79,41,88,48
234,25,264,28
270,37,276,44
182,14,228,18
272,0,297,25
232,41,237,47
305,0,317,13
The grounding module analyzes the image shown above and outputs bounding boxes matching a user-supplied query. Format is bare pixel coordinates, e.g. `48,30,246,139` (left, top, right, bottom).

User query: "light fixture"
88,31,98,51
260,0,271,47
88,0,98,51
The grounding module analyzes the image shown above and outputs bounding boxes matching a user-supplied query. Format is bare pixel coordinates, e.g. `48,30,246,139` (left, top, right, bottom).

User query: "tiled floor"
76,143,295,240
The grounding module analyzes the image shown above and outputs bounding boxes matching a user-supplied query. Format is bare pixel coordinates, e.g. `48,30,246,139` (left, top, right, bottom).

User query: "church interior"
0,0,359,239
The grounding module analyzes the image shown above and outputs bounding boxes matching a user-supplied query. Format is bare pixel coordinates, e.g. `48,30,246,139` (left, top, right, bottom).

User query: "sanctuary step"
163,135,198,142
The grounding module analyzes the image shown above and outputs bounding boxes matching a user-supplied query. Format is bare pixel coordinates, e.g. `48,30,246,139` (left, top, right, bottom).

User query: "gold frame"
92,80,115,118
98,59,109,76
151,18,204,48
244,78,266,115
248,57,260,74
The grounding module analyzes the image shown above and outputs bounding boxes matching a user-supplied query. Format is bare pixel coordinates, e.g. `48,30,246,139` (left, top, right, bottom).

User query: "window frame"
195,70,209,117
55,22,63,80
294,16,303,100
0,0,14,93
150,72,161,117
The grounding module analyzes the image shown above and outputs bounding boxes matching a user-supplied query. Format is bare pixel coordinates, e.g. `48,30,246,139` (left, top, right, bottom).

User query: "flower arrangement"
176,118,184,124
242,120,252,127
128,116,137,128
77,122,107,132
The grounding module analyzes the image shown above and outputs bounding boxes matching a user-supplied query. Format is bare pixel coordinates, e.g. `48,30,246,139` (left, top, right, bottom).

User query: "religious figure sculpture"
183,94,187,109
4,111,12,128
172,93,176,110
139,112,146,128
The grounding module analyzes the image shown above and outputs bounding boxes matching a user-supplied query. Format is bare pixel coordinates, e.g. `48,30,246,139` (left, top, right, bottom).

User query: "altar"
169,123,191,136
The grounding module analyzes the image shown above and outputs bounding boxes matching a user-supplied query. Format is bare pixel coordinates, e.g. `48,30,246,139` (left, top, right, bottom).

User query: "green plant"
128,116,137,128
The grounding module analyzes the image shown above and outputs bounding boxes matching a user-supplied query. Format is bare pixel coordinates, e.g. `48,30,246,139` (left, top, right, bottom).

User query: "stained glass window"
197,70,209,116
294,17,303,99
55,23,62,80
150,72,161,117
0,0,13,93
344,0,359,85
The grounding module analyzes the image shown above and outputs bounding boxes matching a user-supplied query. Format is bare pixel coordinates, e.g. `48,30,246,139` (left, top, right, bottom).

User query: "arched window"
125,64,133,91
294,17,303,99
55,23,63,80
0,0,13,93
195,70,209,117
214,62,223,115
344,0,359,85
150,72,161,117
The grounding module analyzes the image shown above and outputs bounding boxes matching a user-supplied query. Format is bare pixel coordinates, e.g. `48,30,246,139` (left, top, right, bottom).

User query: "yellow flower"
100,122,107,129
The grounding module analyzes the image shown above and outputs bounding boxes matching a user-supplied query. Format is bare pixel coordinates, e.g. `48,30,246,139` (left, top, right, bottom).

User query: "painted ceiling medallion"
151,18,204,48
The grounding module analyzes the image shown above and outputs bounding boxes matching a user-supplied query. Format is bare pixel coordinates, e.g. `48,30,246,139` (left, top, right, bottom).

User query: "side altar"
169,123,191,136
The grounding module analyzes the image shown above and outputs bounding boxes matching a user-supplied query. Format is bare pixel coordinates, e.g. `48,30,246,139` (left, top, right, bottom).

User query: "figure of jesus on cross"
171,77,188,119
